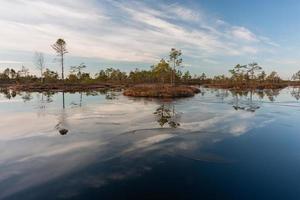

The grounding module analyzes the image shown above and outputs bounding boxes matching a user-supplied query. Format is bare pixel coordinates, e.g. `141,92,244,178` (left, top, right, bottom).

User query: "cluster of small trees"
0,42,200,85
0,66,38,84
292,71,300,81
1,37,299,86
0,66,61,84
0,60,285,86
0,63,195,85
212,63,282,85
94,58,207,85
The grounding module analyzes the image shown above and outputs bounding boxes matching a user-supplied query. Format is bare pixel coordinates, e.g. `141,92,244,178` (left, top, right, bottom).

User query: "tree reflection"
256,90,265,100
55,118,69,135
291,87,300,101
36,91,55,116
79,92,83,107
62,92,66,109
45,91,54,103
154,104,180,128
231,90,260,112
55,92,69,135
215,89,229,102
232,92,245,111
246,90,260,112
85,91,99,96
21,92,33,102
3,89,11,99
105,89,121,100
106,90,118,100
69,92,84,107
0,88,18,99
264,89,280,102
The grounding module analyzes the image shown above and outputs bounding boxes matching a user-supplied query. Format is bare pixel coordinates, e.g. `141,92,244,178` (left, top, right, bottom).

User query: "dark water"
1,87,300,200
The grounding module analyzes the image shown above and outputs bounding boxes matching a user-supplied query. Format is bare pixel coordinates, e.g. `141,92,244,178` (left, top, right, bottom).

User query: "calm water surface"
1,87,300,200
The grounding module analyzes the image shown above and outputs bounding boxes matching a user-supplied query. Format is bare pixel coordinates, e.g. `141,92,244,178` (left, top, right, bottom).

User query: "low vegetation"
123,84,200,98
207,63,288,89
1,38,300,97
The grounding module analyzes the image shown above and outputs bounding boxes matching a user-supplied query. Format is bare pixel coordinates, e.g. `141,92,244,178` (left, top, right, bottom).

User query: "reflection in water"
264,89,280,102
105,91,117,100
0,88,18,99
226,89,279,112
154,104,180,128
291,87,300,100
2,87,300,199
21,92,33,102
11,90,17,98
67,90,120,107
56,92,69,135
70,92,83,107
0,87,285,108
230,90,260,112
55,109,69,135
37,92,55,117
215,89,229,103
62,91,65,109
58,128,68,135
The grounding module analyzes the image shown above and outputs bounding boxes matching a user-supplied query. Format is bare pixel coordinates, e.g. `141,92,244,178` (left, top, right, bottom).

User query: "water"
1,87,300,200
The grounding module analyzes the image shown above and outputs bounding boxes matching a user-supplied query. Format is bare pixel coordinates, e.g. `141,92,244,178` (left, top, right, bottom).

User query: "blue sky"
0,0,299,78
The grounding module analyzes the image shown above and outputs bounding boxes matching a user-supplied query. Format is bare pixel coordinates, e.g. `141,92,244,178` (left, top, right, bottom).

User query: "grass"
3,82,125,92
204,82,289,90
123,84,200,98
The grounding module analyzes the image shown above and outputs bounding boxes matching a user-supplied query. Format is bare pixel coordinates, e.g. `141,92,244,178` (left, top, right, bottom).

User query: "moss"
123,84,200,98
204,82,288,90
2,83,124,92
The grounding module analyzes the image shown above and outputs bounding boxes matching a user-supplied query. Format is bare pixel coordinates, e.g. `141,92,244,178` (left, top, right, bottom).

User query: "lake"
1,87,300,200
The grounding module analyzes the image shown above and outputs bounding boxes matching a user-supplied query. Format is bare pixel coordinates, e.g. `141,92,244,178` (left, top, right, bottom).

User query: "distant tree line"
0,62,204,85
0,61,293,86
0,41,205,85
211,63,284,88
0,38,297,86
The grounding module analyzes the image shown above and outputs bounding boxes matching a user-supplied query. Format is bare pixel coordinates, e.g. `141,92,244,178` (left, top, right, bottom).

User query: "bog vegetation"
0,38,299,91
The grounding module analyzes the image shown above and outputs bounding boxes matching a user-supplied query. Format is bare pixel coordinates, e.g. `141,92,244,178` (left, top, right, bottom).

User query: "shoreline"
202,81,300,90
203,83,289,90
0,82,299,94
123,84,200,98
0,83,125,92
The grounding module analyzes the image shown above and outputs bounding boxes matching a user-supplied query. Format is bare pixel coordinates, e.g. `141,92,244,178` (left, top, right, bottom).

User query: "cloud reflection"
0,89,281,199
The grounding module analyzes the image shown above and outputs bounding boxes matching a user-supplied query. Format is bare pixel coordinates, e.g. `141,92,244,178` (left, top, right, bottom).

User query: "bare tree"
246,62,262,80
34,52,45,83
18,65,29,77
70,63,87,78
169,48,182,86
292,70,300,81
52,39,68,80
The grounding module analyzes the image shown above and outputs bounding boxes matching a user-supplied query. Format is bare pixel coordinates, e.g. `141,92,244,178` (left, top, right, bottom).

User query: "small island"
123,84,200,98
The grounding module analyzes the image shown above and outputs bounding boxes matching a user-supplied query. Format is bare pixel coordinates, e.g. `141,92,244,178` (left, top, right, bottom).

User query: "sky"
0,0,300,78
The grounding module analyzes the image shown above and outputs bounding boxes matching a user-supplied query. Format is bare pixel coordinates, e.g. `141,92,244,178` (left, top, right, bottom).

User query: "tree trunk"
41,69,43,83
173,60,175,87
61,53,64,80
170,68,173,86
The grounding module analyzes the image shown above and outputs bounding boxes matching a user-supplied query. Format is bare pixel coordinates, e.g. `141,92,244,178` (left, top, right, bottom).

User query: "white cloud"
231,26,258,42
0,60,23,64
241,46,259,54
0,0,276,65
259,36,280,47
165,4,202,21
